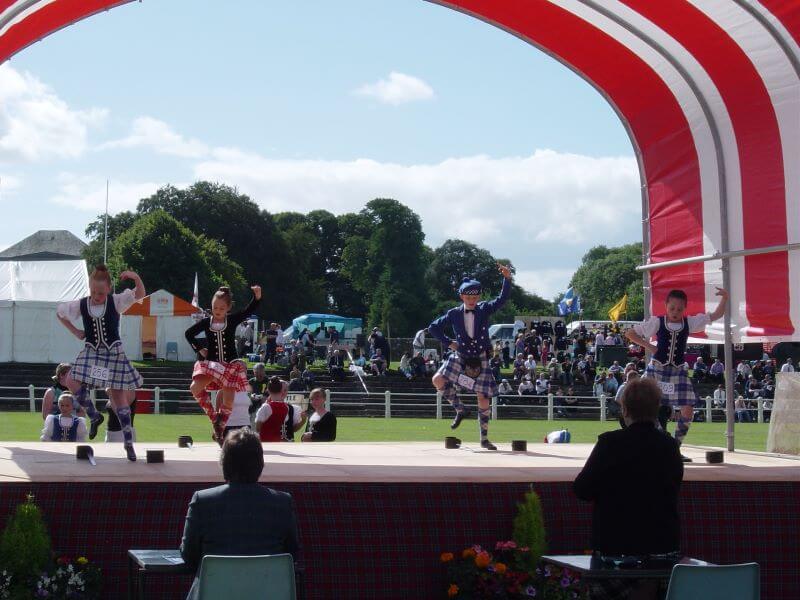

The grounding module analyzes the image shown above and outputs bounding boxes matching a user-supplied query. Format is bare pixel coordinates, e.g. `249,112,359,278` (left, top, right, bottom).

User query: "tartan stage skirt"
644,360,699,406
192,359,248,392
437,352,498,397
72,344,143,390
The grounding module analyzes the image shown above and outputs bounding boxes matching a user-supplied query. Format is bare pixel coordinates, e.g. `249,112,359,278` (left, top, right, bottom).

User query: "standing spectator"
41,393,87,442
514,334,525,359
248,363,269,416
781,357,795,373
489,352,502,382
594,330,605,358
523,354,537,376
369,328,391,368
264,323,279,364
180,429,300,600
751,361,764,382
302,388,337,442
736,360,752,381
328,349,346,382
513,354,526,382
502,341,511,369
412,328,427,355
708,358,725,384
560,356,574,387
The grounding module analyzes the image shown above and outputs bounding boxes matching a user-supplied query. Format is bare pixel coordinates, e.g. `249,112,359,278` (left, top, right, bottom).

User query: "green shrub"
512,488,547,568
0,494,51,594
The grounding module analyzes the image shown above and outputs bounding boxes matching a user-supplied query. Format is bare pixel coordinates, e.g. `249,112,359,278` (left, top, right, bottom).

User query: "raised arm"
708,287,729,322
483,263,513,315
120,270,145,300
230,286,262,326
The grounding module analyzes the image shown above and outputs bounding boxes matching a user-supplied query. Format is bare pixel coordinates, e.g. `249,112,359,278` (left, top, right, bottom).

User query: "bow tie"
464,309,475,313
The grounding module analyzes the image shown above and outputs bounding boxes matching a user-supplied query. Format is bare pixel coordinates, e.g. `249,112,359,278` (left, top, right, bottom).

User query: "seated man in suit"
180,428,300,599
573,377,684,599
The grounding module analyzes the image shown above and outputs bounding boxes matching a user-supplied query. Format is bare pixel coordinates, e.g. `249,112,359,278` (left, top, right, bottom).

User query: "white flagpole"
103,179,109,264
192,273,199,308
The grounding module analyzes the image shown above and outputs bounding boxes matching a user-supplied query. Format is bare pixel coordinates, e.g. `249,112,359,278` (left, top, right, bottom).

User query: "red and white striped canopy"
2,0,798,342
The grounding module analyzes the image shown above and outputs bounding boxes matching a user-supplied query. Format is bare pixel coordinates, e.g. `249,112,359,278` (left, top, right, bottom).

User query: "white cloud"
50,174,164,213
353,71,435,105
99,116,209,158
0,174,22,198
0,65,107,161
195,148,640,251
514,268,576,300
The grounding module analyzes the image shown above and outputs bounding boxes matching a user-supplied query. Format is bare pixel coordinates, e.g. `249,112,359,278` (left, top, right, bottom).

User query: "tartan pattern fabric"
72,345,143,390
191,359,248,392
644,360,699,406
437,353,498,397
0,481,795,599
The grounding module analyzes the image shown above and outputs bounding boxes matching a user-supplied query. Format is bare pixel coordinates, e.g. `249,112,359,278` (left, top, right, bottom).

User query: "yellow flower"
462,548,476,559
76,557,88,566
447,584,459,598
494,562,507,575
440,552,454,563
475,551,491,569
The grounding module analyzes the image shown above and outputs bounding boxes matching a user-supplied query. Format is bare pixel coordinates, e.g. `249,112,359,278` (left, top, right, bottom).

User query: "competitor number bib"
658,381,675,395
90,365,110,382
457,374,476,391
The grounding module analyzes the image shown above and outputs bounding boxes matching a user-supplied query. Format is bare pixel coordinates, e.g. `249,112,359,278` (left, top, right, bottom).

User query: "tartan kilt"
644,360,699,406
192,359,248,392
72,344,143,390
436,352,498,397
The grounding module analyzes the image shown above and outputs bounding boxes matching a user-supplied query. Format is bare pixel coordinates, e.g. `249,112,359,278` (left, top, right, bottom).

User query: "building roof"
0,230,87,261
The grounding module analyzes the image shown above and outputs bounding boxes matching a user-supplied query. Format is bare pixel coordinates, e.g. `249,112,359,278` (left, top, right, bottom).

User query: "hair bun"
94,264,109,272
218,286,231,293
461,277,471,283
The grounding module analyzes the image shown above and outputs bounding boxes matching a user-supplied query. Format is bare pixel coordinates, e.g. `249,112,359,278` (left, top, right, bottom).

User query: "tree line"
83,181,644,335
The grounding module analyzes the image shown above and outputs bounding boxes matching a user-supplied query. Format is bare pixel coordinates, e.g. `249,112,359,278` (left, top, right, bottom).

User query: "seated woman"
41,393,88,442
302,388,337,442
398,353,413,380
105,397,137,443
41,363,86,421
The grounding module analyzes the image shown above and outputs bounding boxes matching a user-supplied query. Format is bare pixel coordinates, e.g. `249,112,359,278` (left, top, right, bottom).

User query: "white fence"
0,385,774,423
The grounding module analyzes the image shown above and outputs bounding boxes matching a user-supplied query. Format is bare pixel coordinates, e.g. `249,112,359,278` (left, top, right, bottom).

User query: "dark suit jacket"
573,421,684,555
180,483,300,573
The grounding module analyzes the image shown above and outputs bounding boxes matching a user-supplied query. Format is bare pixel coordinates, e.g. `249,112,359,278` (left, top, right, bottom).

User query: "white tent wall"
156,316,195,361
0,301,13,362
120,316,143,362
1,301,84,363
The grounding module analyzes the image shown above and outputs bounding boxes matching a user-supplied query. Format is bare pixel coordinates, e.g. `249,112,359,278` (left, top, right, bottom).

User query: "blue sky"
0,0,639,299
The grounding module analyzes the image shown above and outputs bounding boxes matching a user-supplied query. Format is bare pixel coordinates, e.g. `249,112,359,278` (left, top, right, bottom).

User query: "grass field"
2,413,770,450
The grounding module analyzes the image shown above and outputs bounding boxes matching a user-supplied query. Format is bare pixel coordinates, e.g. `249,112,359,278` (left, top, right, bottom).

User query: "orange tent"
120,290,201,360
124,289,199,317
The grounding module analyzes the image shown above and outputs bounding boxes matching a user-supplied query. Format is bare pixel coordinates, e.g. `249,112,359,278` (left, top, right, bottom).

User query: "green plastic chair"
196,554,296,600
665,563,760,600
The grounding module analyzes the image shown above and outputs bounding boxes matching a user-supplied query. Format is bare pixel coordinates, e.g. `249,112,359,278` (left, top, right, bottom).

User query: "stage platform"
2,441,799,483
0,442,797,599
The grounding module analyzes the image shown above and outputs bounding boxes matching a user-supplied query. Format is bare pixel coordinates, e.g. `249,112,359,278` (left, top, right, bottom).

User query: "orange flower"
447,584,459,598
475,551,491,569
440,552,454,563
494,562,507,575
462,548,477,559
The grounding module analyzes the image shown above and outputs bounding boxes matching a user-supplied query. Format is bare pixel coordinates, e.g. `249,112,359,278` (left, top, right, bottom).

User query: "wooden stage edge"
0,442,799,484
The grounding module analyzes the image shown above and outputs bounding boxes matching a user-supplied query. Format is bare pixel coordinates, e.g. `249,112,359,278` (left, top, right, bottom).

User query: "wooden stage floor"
1,441,798,484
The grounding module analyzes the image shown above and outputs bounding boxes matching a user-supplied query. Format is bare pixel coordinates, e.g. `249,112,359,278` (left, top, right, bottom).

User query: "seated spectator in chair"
607,360,623,383
105,397,137,443
746,375,763,399
692,356,708,382
535,372,550,396
398,353,414,380
708,358,725,384
351,351,367,369
763,375,775,400
410,352,426,378
763,359,776,378
523,354,537,375
614,371,639,426
574,378,683,600
301,388,337,442
603,372,619,397
41,393,88,442
735,395,752,422
712,384,726,409
512,356,527,382
497,378,513,402
328,349,346,382
301,366,316,389
370,348,387,376
180,429,300,600
518,375,535,396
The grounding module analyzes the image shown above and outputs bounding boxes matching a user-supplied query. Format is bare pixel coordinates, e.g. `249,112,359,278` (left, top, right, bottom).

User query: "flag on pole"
558,287,581,316
191,273,199,308
608,294,628,322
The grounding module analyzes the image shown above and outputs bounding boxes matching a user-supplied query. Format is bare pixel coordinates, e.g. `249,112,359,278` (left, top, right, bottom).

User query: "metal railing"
0,384,777,423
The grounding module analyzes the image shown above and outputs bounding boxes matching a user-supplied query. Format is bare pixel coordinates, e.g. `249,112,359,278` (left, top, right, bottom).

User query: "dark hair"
665,289,688,304
52,362,71,384
213,286,233,306
621,378,661,422
220,429,264,483
90,264,112,286
267,376,283,394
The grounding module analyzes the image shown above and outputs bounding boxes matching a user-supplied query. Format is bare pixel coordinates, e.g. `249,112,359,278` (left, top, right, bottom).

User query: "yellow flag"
608,294,628,322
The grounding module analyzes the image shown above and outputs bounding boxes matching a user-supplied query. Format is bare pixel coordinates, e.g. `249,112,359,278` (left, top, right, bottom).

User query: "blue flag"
558,287,581,316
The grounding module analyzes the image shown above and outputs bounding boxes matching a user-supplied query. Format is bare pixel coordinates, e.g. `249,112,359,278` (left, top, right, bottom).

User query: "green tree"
137,182,295,321
426,239,500,303
83,210,137,267
108,210,247,303
569,243,644,320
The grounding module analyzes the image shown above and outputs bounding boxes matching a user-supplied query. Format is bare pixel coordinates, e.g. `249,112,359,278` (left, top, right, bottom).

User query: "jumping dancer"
57,265,145,461
625,287,728,461
429,263,512,450
185,285,261,443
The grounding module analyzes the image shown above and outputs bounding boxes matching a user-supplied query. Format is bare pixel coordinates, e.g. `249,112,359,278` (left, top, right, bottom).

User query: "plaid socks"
674,414,691,446
195,390,217,423
74,385,99,420
441,383,464,412
116,405,133,445
478,406,490,442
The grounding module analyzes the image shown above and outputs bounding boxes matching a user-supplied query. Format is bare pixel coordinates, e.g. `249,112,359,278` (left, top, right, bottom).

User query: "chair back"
166,341,178,360
665,563,760,600
197,554,296,600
